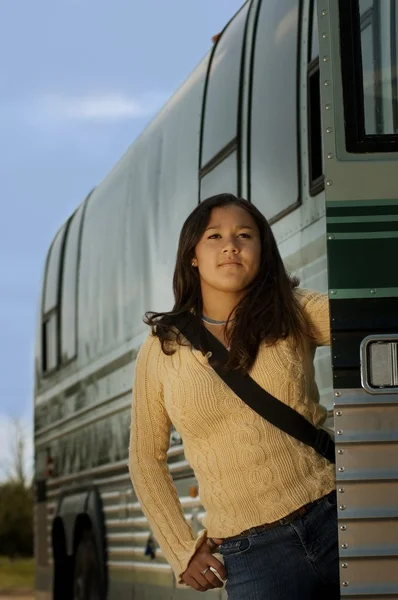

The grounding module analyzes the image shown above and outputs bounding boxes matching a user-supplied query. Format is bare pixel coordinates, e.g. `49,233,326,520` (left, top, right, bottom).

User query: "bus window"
61,204,85,364
308,0,324,195
42,225,66,374
249,0,299,222
360,3,377,134
310,0,319,61
360,0,398,135
308,58,323,194
200,151,238,200
201,2,249,168
44,227,64,314
340,0,398,151
42,313,57,373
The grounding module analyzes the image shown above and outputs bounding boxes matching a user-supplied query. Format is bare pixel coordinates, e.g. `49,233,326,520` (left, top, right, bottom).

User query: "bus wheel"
73,530,102,600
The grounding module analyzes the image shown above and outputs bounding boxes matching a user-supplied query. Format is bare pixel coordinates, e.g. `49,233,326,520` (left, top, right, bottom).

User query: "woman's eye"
207,232,251,240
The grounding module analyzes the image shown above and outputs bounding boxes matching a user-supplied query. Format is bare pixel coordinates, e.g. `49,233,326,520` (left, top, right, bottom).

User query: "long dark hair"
145,194,306,372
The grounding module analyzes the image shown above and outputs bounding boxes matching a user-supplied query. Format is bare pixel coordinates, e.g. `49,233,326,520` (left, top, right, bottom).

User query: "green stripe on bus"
327,206,398,217
328,288,398,299
327,199,398,208
328,216,398,223
327,238,398,290
327,231,398,239
329,222,398,234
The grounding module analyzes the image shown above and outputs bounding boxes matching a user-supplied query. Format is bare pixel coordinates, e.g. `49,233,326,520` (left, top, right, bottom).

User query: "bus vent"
361,335,398,393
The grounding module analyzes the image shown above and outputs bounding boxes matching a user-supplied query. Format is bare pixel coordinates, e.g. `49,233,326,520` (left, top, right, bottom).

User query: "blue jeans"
219,491,340,600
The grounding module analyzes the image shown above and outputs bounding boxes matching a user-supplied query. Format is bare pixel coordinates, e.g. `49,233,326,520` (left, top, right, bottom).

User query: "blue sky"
0,0,244,477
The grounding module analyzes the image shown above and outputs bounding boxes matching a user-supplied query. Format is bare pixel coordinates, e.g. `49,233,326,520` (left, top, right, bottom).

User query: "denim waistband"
222,490,335,542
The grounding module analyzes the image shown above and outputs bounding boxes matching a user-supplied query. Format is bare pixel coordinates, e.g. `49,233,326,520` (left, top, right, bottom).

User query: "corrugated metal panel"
334,390,398,596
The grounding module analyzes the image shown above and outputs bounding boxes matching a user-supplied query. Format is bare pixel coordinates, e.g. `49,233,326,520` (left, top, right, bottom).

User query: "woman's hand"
181,538,227,592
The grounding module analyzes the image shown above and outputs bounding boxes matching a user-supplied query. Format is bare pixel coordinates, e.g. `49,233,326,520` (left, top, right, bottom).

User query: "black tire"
73,530,103,600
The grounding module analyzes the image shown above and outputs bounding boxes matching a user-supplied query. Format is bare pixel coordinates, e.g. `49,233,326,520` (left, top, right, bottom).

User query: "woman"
129,194,339,599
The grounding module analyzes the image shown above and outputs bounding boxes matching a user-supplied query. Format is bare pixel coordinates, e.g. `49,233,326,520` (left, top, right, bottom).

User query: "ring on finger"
209,566,223,582
200,567,210,576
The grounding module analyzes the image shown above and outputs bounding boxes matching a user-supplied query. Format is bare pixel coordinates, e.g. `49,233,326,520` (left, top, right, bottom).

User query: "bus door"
319,1,398,597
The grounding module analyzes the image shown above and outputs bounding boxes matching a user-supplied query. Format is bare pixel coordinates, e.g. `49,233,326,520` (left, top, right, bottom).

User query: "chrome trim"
105,494,202,515
101,490,125,501
36,395,131,447
46,472,130,498
103,504,131,517
36,388,131,438
107,531,150,543
393,344,398,386
47,458,128,487
35,334,143,406
107,546,165,561
106,517,150,538
46,446,186,489
360,334,398,395
111,515,148,528
107,560,172,573
166,444,185,458
334,388,398,406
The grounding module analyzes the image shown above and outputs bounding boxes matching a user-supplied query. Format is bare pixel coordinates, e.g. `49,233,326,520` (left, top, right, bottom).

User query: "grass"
0,556,34,592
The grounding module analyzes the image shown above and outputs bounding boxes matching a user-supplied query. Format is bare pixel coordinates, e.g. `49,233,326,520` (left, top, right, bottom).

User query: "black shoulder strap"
173,312,335,464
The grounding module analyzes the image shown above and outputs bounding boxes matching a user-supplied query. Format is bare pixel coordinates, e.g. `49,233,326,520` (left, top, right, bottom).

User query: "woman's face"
193,205,261,296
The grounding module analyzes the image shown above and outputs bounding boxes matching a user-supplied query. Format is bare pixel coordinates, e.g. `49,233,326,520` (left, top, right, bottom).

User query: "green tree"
0,418,34,557
0,481,33,557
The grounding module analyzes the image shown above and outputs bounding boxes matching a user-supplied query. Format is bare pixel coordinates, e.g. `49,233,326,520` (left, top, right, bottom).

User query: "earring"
192,261,197,267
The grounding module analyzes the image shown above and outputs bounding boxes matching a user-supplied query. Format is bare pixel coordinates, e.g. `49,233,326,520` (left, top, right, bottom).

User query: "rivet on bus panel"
325,104,332,110
341,563,348,569
340,525,347,531
341,543,348,549
370,289,377,294
327,152,334,159
324,80,330,87
323,55,330,61
336,430,343,435
338,467,345,472
339,505,346,510
330,289,336,295
326,127,333,133
338,488,345,493
326,181,333,187
336,411,342,416
342,582,349,587
321,9,328,16
322,32,328,39
337,449,344,455
334,391,341,397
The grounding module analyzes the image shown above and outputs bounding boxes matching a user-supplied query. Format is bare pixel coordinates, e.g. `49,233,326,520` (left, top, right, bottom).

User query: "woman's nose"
222,238,239,253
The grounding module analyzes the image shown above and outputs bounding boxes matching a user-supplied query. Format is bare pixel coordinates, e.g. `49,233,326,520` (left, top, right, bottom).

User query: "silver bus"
34,1,398,598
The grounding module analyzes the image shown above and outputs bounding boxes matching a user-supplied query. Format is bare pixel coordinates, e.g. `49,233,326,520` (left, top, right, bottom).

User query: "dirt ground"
0,596,34,600
0,595,34,600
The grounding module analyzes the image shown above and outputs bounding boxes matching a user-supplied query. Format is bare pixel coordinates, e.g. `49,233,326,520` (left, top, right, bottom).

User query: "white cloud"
0,413,33,484
38,91,169,121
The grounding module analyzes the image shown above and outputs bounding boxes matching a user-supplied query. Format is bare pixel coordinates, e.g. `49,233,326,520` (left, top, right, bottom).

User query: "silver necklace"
201,315,228,326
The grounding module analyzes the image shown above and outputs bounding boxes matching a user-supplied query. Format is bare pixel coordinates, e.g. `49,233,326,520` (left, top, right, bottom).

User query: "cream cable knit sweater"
129,289,335,579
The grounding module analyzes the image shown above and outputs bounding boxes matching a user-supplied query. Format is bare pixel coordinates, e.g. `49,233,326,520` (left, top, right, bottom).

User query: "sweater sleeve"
129,334,207,581
296,288,331,347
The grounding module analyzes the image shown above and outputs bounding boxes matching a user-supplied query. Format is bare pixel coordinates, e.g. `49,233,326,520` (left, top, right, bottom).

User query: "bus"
33,1,398,598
